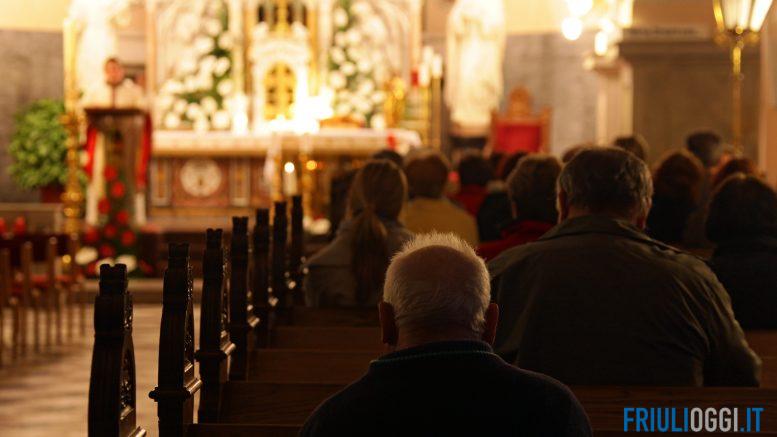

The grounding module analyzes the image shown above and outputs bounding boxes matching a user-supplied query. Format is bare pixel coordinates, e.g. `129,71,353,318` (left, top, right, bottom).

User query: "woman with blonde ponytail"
305,160,412,307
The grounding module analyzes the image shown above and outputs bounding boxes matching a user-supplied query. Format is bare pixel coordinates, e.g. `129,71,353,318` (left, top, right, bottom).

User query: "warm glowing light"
305,160,318,171
594,31,610,56
566,0,594,17
561,17,584,40
284,162,296,174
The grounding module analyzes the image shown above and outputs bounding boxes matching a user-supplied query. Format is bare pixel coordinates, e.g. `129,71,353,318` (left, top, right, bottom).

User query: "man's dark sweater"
301,340,591,436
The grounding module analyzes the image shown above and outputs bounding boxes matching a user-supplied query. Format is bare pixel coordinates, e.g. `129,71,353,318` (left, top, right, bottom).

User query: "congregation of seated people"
300,131,776,434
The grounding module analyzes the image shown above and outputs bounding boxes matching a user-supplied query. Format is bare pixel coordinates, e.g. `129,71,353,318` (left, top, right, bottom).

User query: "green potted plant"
8,99,70,202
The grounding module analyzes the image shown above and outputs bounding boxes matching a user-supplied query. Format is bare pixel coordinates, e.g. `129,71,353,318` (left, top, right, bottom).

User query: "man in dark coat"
302,233,591,436
490,147,760,387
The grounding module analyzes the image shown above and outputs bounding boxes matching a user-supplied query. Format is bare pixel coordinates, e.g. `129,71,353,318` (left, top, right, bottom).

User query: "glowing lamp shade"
562,17,584,41
715,0,774,33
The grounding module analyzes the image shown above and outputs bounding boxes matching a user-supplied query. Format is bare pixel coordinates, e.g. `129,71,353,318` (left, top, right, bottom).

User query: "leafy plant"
8,99,69,190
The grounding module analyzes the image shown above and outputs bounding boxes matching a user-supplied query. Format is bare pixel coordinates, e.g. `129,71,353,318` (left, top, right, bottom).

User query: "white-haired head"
382,233,491,334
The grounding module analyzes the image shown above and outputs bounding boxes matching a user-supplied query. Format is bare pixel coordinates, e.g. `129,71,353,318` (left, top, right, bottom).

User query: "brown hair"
613,135,649,162
348,160,407,304
712,157,757,189
707,174,777,242
652,150,705,204
507,154,562,223
404,151,450,198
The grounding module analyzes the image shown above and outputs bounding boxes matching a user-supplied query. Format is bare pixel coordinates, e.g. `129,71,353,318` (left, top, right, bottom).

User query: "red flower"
139,260,154,275
110,182,126,199
84,226,99,244
103,165,118,182
99,244,115,258
86,262,97,277
13,216,27,236
115,210,130,225
103,224,117,239
120,230,136,247
98,198,111,214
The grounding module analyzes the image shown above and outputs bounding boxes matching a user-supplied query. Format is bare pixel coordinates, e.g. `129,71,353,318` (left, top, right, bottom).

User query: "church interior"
1,0,777,435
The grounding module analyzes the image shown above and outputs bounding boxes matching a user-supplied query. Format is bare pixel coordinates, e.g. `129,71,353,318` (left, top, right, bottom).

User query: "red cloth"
84,125,99,178
493,122,543,154
477,220,554,261
84,114,152,190
452,185,488,217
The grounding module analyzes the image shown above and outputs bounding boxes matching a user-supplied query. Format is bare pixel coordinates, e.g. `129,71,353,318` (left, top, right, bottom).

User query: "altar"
148,128,420,218
143,0,439,222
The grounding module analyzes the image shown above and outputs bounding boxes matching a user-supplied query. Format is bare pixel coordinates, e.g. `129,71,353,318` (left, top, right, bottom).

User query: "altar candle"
418,64,431,88
431,54,443,79
283,161,298,196
62,18,77,111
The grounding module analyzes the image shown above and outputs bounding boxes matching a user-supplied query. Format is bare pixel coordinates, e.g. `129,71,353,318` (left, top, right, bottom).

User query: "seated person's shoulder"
487,237,548,277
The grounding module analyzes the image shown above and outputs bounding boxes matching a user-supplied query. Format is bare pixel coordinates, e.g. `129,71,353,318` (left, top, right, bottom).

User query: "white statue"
68,0,132,97
445,0,506,131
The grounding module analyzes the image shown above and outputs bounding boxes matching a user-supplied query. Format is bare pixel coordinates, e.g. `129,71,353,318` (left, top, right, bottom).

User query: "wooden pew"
270,326,382,350
248,349,377,384
149,243,202,436
289,195,305,306
194,229,235,422
252,209,271,347
87,264,146,437
748,331,777,358
271,201,289,312
228,217,259,381
285,307,379,327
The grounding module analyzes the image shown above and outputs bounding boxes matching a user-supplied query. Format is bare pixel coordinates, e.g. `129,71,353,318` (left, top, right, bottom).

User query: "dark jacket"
709,236,777,329
489,215,760,387
301,341,592,436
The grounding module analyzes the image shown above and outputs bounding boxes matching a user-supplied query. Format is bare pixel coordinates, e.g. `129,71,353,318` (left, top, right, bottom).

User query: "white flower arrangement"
327,0,386,126
157,0,233,132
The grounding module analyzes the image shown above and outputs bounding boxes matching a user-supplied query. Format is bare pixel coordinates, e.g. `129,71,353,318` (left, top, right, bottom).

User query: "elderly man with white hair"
301,233,591,436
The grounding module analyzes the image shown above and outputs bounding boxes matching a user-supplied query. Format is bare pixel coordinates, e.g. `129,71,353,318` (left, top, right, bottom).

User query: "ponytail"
351,207,390,305
347,160,407,305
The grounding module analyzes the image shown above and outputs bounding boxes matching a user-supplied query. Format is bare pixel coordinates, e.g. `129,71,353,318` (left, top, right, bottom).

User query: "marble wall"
0,30,64,202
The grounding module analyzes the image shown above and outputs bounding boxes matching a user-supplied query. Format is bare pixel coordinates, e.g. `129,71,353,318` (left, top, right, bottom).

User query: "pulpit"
491,87,551,154
83,107,151,227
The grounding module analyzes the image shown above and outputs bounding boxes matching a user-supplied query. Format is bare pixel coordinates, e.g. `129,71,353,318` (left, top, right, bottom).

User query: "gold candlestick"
62,18,84,235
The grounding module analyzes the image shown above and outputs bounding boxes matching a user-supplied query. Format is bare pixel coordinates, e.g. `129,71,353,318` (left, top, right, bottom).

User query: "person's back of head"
562,143,594,164
706,174,777,243
613,135,649,162
457,150,493,187
686,131,723,169
348,160,408,305
381,233,497,347
652,150,705,203
506,154,562,223
497,152,529,181
558,147,653,226
404,151,450,199
371,149,404,168
711,157,758,189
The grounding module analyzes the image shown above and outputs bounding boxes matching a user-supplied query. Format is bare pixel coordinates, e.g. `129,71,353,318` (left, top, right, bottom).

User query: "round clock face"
180,159,222,198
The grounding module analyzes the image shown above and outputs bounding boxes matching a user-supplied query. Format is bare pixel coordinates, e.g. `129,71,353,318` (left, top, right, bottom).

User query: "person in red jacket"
478,155,561,261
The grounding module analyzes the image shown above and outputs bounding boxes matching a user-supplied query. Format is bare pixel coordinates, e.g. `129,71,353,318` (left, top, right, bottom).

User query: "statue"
445,0,506,148
68,0,132,98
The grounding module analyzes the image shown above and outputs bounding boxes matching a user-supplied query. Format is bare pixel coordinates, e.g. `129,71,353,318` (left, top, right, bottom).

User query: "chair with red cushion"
490,87,551,155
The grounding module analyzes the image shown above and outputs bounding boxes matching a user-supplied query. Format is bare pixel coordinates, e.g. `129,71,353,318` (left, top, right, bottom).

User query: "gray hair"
558,147,653,218
382,233,491,333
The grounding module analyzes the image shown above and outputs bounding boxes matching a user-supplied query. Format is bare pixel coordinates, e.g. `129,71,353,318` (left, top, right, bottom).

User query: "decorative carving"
149,244,202,436
88,264,146,437
195,228,236,422
180,159,223,198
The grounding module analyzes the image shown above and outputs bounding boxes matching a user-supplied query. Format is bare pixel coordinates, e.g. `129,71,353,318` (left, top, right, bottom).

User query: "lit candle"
283,161,298,196
431,54,443,79
62,18,77,111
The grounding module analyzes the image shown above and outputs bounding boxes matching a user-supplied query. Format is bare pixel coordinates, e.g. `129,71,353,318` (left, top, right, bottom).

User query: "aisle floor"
0,304,190,437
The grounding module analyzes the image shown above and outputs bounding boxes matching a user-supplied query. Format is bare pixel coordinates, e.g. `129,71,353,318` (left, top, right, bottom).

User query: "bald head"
383,233,491,334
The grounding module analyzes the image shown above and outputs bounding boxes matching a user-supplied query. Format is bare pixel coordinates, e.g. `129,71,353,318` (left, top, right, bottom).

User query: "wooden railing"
194,229,235,422
88,264,146,437
149,243,202,436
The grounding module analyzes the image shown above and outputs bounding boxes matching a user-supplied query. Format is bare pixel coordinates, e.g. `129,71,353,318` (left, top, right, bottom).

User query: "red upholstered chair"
491,87,551,155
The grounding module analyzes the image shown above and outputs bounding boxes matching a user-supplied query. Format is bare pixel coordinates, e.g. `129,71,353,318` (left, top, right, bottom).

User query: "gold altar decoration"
62,18,84,235
713,0,774,149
